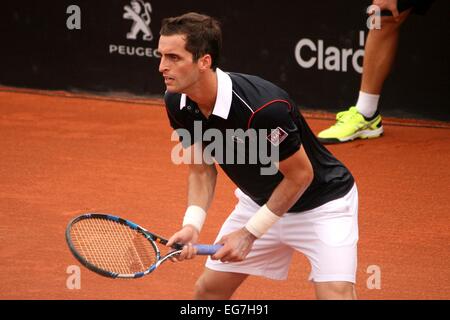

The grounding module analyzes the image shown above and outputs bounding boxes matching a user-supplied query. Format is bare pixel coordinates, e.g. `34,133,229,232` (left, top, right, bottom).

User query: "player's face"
158,34,201,94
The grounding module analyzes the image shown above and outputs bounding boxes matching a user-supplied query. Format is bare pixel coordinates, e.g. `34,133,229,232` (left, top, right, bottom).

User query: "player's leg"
314,281,356,300
283,184,359,300
194,268,248,299
311,184,359,300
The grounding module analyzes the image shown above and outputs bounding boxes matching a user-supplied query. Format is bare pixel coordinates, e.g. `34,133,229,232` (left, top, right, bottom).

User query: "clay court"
0,88,449,300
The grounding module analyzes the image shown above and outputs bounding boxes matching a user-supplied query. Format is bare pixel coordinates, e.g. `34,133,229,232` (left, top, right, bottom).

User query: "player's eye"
168,54,180,62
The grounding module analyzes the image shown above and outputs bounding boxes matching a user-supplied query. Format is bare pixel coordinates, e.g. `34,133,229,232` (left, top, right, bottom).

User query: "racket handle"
194,244,222,255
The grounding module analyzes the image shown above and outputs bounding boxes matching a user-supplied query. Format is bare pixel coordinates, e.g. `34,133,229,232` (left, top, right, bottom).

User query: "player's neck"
187,70,217,118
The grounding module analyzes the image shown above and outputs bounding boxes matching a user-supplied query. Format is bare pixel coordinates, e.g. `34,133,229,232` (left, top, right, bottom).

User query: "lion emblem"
123,0,153,41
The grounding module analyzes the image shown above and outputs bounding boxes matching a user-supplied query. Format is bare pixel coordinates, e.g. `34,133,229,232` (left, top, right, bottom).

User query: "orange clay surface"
0,89,449,300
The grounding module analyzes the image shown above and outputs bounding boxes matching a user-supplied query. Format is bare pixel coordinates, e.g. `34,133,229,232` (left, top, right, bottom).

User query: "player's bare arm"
266,146,314,215
167,143,217,261
186,144,218,213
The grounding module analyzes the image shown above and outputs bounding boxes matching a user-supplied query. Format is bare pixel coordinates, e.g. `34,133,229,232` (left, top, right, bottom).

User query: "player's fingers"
168,248,182,263
166,234,179,247
219,252,233,263
168,244,188,262
167,233,188,250
211,243,228,260
169,254,179,263
220,248,245,263
219,251,243,263
392,8,400,21
178,246,187,260
185,243,196,260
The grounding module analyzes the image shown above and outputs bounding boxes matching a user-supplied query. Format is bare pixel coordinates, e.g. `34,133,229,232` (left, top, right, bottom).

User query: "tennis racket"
65,213,222,279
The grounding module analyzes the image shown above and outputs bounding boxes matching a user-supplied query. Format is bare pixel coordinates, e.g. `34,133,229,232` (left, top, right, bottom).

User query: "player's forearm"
266,171,313,216
187,164,217,211
244,147,314,239
243,171,312,239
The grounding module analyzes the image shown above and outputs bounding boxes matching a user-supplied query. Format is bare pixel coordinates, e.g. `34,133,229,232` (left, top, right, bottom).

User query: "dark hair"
160,12,222,70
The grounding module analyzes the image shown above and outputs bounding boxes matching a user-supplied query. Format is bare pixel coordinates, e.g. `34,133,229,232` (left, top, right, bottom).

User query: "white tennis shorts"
205,184,359,283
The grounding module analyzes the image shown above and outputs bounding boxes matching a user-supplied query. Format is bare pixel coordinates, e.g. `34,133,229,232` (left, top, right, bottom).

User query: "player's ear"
198,54,212,71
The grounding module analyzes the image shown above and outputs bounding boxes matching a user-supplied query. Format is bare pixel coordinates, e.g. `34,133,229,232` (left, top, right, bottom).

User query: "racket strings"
70,218,157,275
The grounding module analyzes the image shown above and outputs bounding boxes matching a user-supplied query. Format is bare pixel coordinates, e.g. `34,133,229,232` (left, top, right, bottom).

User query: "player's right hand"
166,225,199,262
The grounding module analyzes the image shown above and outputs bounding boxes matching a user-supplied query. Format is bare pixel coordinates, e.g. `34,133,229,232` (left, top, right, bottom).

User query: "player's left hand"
211,227,257,263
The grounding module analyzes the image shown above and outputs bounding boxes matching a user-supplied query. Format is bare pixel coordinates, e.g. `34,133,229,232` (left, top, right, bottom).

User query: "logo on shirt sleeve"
267,127,289,146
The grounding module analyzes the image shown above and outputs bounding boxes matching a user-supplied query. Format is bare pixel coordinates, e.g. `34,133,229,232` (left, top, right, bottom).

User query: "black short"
380,0,435,16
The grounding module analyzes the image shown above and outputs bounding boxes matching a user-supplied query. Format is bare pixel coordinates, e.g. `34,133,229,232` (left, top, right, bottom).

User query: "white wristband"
245,204,280,238
182,205,207,233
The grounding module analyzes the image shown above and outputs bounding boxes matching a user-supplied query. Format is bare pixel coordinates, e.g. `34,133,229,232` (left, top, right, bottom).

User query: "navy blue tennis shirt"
164,68,354,212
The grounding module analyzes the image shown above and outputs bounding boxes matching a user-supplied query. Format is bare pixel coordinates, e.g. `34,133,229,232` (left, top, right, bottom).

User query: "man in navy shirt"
160,12,359,299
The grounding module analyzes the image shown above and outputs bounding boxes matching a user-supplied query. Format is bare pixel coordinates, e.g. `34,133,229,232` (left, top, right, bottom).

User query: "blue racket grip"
194,244,223,255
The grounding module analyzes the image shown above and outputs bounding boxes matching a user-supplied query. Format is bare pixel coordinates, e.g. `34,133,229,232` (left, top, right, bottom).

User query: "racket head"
66,213,173,279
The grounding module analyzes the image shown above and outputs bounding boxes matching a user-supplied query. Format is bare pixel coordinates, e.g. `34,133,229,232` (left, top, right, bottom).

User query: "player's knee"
315,281,355,300
193,277,209,299
194,275,230,300
194,271,240,300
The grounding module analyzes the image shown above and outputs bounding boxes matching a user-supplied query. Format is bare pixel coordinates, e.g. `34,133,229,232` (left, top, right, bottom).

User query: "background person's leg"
359,9,412,106
317,9,412,143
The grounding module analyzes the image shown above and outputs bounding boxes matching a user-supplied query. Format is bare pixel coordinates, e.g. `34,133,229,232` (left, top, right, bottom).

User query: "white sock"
356,91,380,118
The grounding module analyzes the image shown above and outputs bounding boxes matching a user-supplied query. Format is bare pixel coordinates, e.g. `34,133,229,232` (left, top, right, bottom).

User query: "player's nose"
159,57,168,73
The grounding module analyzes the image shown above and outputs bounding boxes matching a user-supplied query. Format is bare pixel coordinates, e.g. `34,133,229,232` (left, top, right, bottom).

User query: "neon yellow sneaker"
317,106,384,144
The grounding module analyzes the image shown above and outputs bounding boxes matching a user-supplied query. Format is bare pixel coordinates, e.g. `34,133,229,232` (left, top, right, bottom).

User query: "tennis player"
159,12,359,300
